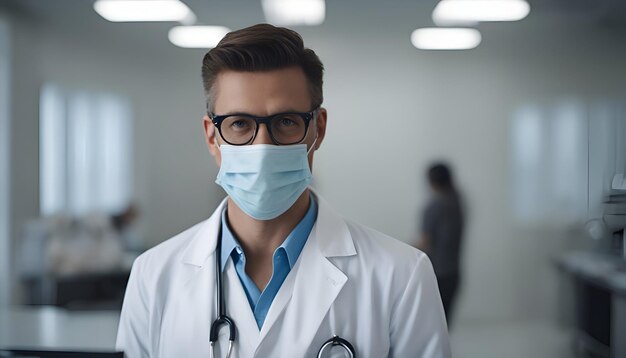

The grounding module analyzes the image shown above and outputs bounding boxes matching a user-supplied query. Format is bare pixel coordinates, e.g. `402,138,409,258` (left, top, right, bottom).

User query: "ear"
313,107,328,150
202,115,221,165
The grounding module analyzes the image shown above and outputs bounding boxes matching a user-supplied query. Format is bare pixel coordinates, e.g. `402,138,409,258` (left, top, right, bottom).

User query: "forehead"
213,67,311,115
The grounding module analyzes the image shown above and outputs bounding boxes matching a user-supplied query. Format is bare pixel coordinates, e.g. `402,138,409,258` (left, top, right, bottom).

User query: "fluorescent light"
168,26,231,48
262,0,325,26
411,28,481,50
433,0,530,25
94,0,196,23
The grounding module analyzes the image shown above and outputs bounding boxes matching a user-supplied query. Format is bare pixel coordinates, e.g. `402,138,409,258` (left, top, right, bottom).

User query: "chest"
152,259,391,357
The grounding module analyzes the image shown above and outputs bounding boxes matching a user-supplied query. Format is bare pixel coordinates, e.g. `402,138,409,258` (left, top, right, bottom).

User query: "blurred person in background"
415,162,465,326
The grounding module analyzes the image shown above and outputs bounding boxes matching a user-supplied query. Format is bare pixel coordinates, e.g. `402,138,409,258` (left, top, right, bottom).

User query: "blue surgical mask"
215,142,314,220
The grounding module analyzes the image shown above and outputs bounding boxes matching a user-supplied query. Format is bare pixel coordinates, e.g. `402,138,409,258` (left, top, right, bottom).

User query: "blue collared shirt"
220,195,318,329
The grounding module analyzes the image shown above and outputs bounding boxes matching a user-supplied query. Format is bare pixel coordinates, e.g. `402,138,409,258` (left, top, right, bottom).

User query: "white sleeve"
389,254,451,358
116,256,151,358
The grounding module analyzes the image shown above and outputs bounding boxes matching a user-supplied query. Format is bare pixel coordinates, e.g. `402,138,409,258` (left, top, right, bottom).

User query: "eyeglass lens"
220,114,307,145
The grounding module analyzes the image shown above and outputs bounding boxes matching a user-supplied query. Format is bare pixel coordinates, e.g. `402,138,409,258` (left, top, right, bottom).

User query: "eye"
273,115,305,129
227,117,253,131
278,117,297,127
231,119,248,128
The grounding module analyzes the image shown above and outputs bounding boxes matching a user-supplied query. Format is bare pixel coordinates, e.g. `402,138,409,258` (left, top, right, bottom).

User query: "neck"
226,189,311,259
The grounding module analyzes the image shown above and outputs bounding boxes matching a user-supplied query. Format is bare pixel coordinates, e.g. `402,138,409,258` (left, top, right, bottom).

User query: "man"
116,24,450,357
416,163,465,326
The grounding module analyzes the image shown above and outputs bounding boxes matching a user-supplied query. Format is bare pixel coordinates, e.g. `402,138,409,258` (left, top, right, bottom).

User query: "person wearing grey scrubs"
417,163,465,326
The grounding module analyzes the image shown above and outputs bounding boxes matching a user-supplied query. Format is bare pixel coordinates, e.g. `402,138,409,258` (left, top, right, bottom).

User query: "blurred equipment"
555,113,626,358
556,251,626,358
17,205,142,310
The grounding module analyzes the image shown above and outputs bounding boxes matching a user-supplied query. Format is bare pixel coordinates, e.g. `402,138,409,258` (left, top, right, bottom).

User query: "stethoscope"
209,226,356,358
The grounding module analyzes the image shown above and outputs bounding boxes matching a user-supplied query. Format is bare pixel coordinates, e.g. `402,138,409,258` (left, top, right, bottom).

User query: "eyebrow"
216,108,311,117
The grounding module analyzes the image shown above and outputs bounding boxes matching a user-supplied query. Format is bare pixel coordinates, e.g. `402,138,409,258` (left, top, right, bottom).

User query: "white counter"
0,306,120,353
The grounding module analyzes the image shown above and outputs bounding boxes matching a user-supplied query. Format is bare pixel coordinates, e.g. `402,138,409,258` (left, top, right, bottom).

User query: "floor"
450,319,574,358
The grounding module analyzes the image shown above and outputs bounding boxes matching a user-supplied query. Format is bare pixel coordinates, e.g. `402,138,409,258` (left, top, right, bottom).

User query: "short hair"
201,24,324,113
428,162,454,189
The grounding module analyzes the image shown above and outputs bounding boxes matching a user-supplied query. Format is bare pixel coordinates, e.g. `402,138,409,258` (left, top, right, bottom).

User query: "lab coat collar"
312,189,357,258
181,197,227,267
181,188,356,267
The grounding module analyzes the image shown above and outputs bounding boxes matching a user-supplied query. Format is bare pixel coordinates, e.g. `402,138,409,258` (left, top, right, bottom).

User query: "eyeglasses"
210,108,318,146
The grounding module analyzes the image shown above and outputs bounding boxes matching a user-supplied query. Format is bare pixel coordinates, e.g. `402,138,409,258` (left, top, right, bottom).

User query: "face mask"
215,141,315,221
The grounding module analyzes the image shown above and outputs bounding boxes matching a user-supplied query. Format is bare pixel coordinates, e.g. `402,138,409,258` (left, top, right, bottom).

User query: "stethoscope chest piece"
317,335,356,358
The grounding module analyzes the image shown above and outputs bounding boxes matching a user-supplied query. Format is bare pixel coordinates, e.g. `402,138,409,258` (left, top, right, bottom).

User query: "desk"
0,306,122,357
22,270,130,310
557,251,626,358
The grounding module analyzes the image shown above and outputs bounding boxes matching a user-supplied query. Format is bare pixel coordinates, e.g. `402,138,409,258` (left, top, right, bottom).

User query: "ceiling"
2,0,625,58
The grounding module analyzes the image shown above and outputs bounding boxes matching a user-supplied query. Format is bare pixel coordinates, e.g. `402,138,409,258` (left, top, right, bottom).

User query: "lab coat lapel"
178,198,260,356
164,199,225,358
181,198,226,267
289,227,348,346
161,258,213,357
224,259,261,352
256,191,357,354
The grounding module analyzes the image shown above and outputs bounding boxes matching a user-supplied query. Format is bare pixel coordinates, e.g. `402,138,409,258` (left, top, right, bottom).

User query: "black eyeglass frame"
209,107,319,146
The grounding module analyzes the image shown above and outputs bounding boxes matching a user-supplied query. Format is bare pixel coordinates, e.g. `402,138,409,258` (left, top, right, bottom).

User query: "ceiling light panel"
262,0,325,26
94,0,196,23
168,26,231,48
433,0,530,25
411,28,482,50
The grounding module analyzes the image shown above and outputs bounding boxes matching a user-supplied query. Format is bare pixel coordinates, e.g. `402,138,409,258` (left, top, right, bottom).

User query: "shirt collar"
219,194,318,271
280,195,317,267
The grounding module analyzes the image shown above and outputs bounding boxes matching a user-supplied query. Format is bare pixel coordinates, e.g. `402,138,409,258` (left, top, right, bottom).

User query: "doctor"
116,24,450,357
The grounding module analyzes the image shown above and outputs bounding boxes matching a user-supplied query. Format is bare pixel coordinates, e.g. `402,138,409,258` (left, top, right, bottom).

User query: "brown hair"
201,24,324,113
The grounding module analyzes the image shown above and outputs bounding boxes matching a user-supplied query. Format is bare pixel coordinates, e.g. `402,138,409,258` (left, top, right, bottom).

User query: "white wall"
0,14,11,306
4,3,626,324
2,6,42,304
36,28,225,247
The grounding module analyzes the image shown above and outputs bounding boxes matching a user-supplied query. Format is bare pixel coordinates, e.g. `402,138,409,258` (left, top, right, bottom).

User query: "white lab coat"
116,192,451,357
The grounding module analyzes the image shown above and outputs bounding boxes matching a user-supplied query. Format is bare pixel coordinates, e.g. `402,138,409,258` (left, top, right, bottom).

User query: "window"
510,99,625,225
510,100,588,225
40,85,133,216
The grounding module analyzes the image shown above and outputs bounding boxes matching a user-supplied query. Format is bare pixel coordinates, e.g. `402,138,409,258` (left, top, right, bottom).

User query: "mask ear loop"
307,108,321,154
214,130,222,151
307,135,318,155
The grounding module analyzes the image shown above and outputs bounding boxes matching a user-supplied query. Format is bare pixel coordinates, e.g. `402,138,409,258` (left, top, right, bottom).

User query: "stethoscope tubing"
210,228,237,358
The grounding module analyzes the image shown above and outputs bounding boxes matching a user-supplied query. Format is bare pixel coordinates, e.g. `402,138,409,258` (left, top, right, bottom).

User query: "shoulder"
333,219,439,322
343,219,432,279
346,220,420,257
132,219,207,278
